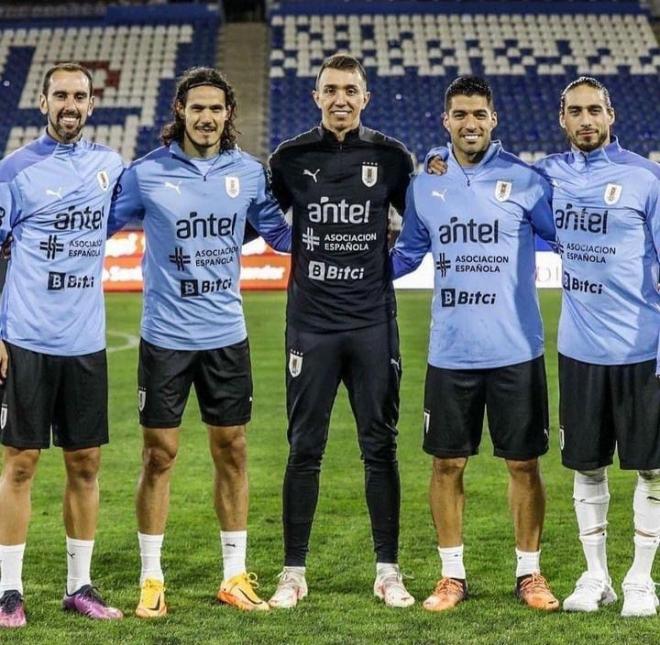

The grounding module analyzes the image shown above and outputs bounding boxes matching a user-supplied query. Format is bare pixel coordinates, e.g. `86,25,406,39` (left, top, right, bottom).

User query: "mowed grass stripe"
2,291,655,644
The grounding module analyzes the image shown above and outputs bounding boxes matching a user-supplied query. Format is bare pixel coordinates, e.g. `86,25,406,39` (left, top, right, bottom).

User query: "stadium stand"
0,3,220,159
268,1,660,163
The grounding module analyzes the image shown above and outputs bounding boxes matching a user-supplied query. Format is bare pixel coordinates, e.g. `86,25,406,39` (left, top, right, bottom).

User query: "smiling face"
443,93,497,166
560,84,614,153
178,85,230,158
313,67,370,140
40,70,94,143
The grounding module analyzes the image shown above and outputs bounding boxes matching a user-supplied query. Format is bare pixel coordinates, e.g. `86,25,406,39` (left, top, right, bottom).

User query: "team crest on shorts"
288,350,303,378
97,170,110,192
494,180,512,202
138,387,146,412
604,183,622,205
225,176,240,198
0,404,6,430
423,409,430,435
362,162,378,188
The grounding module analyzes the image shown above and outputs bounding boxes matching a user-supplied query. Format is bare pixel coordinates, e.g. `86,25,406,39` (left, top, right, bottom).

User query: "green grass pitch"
1,290,657,644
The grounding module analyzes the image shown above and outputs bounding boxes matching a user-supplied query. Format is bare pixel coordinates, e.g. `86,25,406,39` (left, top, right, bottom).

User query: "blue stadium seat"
0,8,220,161
268,2,660,161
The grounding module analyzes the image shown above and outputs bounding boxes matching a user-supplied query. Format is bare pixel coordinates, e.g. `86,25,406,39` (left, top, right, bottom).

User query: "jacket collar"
37,129,88,154
447,139,502,171
317,123,363,145
568,136,621,166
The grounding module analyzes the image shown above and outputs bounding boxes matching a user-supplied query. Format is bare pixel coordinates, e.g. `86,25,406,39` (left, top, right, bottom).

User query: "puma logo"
303,168,320,183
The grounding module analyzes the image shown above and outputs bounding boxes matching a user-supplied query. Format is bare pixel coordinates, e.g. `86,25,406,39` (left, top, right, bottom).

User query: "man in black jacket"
268,54,415,608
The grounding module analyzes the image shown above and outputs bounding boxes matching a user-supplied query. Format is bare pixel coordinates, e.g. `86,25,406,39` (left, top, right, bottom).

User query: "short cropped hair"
559,76,613,114
444,75,494,111
42,62,93,96
315,53,368,89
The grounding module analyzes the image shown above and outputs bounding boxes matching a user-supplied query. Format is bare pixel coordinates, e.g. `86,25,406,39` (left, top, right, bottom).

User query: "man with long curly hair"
109,66,290,618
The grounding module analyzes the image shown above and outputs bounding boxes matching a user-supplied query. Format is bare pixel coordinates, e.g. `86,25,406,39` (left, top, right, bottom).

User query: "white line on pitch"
107,330,140,353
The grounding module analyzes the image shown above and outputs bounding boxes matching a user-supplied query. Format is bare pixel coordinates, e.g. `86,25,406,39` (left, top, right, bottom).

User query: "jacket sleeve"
424,145,449,173
246,167,291,253
527,173,556,244
390,181,431,279
267,151,293,213
390,149,415,215
645,177,660,376
107,164,145,237
0,180,18,244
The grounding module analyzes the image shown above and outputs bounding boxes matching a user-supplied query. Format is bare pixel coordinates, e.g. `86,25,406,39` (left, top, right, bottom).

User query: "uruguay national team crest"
138,387,146,412
225,176,240,198
0,404,6,430
362,162,378,188
288,350,303,378
604,183,622,205
97,170,110,192
494,180,512,202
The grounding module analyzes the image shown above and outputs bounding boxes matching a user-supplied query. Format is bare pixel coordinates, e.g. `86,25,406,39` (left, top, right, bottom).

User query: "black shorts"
138,337,253,429
0,342,108,450
423,356,549,460
558,354,660,470
285,319,400,464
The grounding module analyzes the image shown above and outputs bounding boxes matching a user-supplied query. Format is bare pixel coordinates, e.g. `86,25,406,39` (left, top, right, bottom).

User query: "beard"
50,111,84,142
569,128,609,153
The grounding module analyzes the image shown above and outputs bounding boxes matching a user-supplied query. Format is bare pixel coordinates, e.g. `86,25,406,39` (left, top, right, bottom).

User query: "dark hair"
161,67,238,150
444,75,494,111
42,62,93,96
315,53,368,90
559,76,613,114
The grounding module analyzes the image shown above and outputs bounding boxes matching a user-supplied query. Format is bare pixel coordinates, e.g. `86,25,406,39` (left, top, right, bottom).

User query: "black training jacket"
269,125,414,333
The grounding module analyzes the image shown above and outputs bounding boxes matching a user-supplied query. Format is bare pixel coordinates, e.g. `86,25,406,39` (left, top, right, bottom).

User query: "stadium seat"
0,10,219,159
269,2,660,161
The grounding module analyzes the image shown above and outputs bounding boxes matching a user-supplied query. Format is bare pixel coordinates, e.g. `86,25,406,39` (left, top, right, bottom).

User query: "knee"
211,430,247,470
574,468,610,536
506,458,540,480
577,467,608,484
432,457,467,479
287,445,324,473
65,448,100,486
634,471,660,537
361,437,397,467
142,444,177,477
638,469,660,483
2,450,39,487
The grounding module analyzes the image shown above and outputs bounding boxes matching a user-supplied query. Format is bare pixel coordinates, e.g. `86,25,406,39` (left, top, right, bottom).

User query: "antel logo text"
307,197,371,225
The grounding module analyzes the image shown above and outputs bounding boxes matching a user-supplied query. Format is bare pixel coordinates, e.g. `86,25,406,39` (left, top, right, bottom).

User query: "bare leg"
63,447,101,540
136,428,179,534
208,424,248,530
429,457,468,547
0,448,40,544
505,458,545,552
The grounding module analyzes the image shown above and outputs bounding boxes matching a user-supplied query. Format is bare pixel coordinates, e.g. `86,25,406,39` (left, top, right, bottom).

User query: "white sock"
376,562,399,577
580,532,608,579
626,534,660,581
626,473,660,581
220,530,246,581
0,543,25,595
515,548,540,578
138,532,164,585
66,537,94,595
574,469,610,578
438,545,465,580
